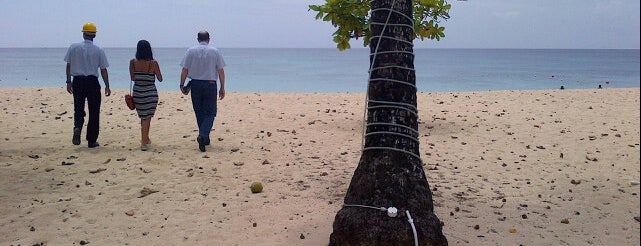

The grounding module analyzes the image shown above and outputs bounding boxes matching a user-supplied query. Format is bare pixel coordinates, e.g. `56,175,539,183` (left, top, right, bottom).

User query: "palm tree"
312,0,450,245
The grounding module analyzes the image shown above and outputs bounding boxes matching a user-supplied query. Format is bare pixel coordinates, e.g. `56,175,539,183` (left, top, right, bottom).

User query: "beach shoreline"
1,87,639,245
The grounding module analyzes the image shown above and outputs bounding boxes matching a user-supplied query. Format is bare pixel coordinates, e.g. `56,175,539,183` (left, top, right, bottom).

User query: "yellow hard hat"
82,22,97,33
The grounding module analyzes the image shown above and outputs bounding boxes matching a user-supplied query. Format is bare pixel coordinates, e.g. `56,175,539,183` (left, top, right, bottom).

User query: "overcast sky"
1,0,639,49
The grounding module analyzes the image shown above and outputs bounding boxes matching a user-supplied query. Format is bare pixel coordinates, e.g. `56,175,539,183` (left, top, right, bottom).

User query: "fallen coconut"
250,182,263,193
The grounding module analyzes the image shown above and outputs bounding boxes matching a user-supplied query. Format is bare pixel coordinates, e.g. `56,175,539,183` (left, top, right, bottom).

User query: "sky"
1,0,639,49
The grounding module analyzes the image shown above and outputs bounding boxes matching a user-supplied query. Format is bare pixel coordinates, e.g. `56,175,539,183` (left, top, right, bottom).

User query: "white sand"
1,87,639,245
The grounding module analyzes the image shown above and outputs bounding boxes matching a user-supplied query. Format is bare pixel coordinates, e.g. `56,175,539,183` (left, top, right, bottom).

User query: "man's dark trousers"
189,79,217,144
72,76,101,143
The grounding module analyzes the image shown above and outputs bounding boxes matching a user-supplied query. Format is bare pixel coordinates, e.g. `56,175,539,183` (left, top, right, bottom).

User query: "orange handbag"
125,81,135,110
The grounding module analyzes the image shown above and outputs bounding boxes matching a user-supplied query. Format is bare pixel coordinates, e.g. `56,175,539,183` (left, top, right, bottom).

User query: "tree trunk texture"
329,0,447,245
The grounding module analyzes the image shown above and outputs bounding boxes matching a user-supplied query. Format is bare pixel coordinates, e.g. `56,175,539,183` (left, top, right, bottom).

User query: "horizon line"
1,47,639,50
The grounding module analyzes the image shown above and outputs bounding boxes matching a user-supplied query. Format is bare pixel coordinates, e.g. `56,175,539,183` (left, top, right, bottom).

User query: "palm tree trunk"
329,0,447,245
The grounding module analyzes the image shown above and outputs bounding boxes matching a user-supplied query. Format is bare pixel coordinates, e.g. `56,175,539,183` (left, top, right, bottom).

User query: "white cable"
370,8,414,23
405,210,419,246
366,122,420,135
367,104,417,114
353,3,424,245
360,2,418,151
361,0,399,148
343,204,418,245
369,35,414,45
367,78,418,89
370,22,414,29
368,50,415,57
364,132,420,144
370,65,416,72
367,99,418,111
343,204,387,211
362,146,422,160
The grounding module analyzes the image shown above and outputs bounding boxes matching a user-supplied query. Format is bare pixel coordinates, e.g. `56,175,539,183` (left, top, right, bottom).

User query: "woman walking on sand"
129,40,163,151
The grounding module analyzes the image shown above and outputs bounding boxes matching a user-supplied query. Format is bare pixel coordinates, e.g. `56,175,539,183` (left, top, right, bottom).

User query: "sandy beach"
0,87,639,245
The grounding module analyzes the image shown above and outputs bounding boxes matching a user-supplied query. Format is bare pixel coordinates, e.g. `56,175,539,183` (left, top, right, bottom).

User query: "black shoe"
72,128,81,145
197,136,206,152
88,142,100,148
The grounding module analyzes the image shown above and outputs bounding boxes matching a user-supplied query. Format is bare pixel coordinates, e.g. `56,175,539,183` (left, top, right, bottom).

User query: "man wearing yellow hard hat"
64,22,111,148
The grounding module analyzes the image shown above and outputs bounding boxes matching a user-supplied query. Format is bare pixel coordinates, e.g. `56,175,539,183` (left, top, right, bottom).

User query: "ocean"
0,48,639,93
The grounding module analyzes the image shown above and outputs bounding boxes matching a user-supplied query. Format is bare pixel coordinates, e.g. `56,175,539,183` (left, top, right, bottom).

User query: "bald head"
197,31,210,42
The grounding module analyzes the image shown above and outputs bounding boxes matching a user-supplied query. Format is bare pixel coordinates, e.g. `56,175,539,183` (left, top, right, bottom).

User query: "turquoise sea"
0,48,639,93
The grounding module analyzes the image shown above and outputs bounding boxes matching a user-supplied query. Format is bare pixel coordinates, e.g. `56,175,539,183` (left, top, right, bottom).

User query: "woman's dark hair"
135,40,153,60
